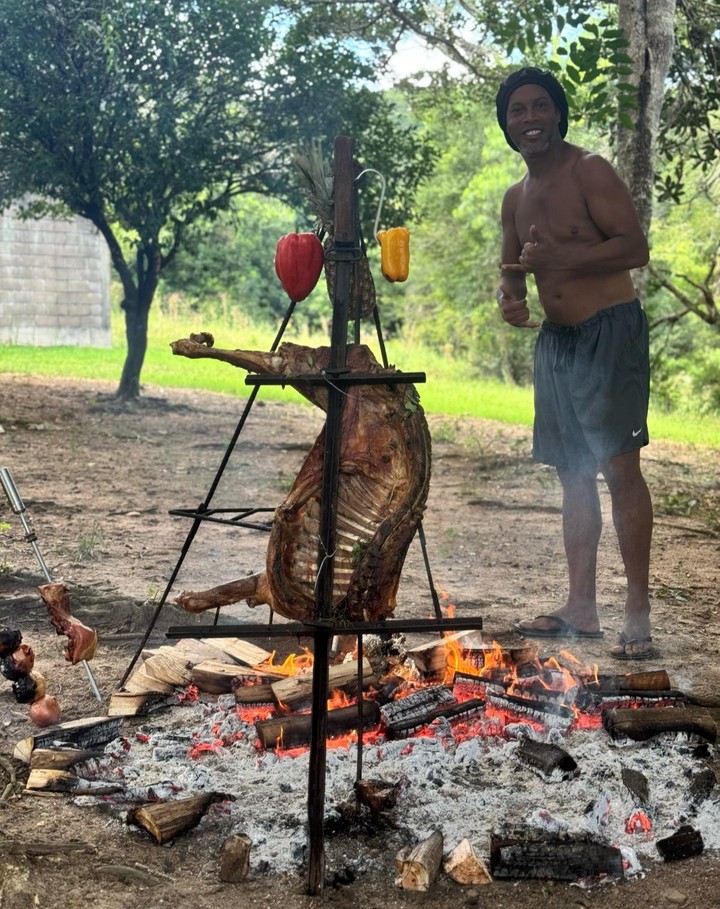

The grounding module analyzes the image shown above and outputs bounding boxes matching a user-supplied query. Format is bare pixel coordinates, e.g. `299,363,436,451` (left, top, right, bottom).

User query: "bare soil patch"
1,374,719,909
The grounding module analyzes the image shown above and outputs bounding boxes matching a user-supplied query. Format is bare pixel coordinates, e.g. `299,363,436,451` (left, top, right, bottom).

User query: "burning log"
602,707,718,743
129,793,218,844
219,833,253,882
443,839,492,885
171,336,431,623
485,690,575,730
38,582,97,664
255,699,380,750
594,669,671,692
657,825,704,861
271,658,376,712
489,829,623,881
13,715,122,764
191,660,282,695
406,630,484,676
234,681,275,705
395,830,444,892
515,738,577,779
380,685,455,729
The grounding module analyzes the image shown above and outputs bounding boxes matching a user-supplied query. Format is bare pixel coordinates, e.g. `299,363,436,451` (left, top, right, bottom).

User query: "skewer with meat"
38,583,98,663
171,333,432,623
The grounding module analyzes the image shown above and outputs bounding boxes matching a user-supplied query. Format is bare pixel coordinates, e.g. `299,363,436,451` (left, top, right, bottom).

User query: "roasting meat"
171,334,432,622
38,583,98,663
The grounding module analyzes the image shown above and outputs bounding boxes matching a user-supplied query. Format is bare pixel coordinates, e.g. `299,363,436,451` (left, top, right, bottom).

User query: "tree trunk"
616,0,677,296
116,246,162,399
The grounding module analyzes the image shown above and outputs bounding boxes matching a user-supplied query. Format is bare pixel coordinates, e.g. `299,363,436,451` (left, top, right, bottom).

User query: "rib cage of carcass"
171,333,432,623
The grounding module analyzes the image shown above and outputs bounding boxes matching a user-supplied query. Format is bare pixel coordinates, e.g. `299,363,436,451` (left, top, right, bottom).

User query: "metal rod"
167,616,483,640
0,467,102,701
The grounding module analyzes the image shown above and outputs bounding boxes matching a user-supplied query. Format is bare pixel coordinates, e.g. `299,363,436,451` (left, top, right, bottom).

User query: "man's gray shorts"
532,299,650,471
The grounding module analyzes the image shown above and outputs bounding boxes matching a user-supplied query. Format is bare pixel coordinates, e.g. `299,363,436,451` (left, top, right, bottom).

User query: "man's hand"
496,282,540,329
502,224,558,274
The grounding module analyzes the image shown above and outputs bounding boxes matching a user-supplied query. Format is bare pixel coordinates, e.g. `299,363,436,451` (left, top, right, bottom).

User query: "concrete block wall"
0,207,112,347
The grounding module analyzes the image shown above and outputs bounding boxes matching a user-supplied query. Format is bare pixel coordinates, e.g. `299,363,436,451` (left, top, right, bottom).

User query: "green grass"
1,308,719,447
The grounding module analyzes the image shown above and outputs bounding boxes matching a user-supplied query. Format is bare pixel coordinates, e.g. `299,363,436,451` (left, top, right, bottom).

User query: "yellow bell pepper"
377,227,410,283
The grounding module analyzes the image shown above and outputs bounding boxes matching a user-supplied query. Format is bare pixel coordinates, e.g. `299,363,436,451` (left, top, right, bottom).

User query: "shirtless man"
495,67,654,660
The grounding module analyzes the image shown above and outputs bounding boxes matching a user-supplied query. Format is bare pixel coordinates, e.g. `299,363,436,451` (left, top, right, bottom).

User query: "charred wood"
602,707,718,743
688,768,717,803
621,767,650,804
380,685,455,729
14,716,122,763
515,738,577,779
486,691,575,730
255,699,380,750
490,828,623,881
657,825,704,861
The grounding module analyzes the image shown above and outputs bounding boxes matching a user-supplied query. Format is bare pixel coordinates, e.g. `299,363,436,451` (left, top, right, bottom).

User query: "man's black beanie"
495,67,569,151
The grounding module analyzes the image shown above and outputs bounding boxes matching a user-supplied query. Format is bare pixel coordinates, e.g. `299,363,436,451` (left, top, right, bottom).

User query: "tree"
0,0,435,398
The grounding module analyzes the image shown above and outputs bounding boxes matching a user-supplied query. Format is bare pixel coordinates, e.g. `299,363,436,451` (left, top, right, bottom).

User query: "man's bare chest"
515,180,596,245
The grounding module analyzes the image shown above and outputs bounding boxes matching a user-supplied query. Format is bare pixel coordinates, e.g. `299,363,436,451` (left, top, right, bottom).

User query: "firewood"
515,738,577,779
594,669,671,692
270,658,376,712
14,715,122,763
129,793,216,844
166,638,236,665
107,690,178,717
218,833,253,882
485,690,575,730
255,699,380,750
443,838,492,885
24,768,124,796
142,651,194,687
407,630,483,676
395,831,444,891
30,748,102,770
201,637,272,667
192,660,281,695
380,685,455,729
602,707,718,743
124,662,176,695
657,825,704,861
489,829,623,881
233,682,275,705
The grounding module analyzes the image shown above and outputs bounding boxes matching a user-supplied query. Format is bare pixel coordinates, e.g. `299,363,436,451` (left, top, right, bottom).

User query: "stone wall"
0,208,112,347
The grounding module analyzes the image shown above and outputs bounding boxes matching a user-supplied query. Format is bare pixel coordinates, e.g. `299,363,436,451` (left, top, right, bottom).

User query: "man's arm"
498,185,539,328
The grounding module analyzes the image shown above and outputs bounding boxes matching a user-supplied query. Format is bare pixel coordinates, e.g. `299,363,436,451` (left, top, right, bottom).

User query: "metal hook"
354,168,386,244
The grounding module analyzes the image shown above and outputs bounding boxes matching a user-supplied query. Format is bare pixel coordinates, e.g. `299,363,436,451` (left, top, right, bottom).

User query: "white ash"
70,693,720,878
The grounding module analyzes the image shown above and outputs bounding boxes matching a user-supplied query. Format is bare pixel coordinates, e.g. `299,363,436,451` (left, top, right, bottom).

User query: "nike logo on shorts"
632,428,642,437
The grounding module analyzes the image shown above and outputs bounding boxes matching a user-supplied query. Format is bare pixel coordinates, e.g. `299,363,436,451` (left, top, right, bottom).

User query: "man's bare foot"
609,631,654,661
513,612,604,639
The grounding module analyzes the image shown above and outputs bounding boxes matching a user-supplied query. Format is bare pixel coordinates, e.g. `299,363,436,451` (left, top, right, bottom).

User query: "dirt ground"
1,372,719,909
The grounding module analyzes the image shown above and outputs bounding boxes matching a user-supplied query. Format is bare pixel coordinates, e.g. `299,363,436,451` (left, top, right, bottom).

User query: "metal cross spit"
0,466,102,701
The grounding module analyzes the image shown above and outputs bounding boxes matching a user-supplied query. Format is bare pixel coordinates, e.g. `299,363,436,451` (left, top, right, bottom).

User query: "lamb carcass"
171,333,431,623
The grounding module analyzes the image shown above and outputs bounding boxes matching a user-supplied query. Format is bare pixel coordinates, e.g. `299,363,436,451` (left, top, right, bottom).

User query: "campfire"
17,626,719,889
